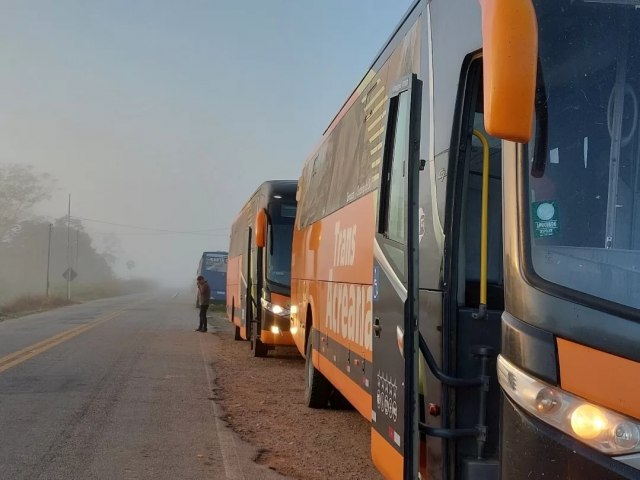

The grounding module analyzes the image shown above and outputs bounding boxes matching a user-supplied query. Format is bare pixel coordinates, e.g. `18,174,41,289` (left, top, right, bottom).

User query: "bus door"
440,57,502,479
241,227,253,339
371,74,422,480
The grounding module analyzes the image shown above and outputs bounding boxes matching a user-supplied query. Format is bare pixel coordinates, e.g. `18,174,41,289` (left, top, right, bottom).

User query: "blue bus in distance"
196,251,227,306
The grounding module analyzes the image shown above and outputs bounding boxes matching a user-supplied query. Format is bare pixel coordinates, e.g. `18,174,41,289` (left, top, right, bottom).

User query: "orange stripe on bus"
318,350,371,419
371,428,403,480
557,338,640,420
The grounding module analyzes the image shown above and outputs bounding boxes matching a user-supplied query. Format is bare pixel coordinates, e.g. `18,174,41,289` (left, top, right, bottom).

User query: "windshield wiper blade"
583,0,640,5
531,60,549,179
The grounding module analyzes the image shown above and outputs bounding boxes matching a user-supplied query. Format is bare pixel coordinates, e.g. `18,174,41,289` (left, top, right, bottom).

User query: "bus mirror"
255,209,267,248
480,0,537,143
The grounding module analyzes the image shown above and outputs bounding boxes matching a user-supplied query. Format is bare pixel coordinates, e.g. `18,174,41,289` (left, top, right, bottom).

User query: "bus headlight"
571,404,608,440
260,298,289,317
498,355,640,456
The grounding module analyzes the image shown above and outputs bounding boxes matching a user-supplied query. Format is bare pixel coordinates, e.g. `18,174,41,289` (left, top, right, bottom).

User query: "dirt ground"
207,312,383,480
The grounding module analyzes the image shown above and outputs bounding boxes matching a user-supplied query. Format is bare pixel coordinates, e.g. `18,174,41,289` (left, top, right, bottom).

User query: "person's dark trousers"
198,304,209,331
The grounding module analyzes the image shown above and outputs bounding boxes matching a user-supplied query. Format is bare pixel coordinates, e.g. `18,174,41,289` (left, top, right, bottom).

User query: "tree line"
0,164,123,304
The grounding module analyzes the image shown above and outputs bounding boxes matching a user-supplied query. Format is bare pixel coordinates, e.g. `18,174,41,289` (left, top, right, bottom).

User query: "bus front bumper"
501,395,639,479
258,310,295,346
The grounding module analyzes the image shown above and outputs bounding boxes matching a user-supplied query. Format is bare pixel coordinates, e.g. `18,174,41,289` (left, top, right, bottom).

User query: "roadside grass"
0,278,157,320
0,295,75,319
208,302,226,313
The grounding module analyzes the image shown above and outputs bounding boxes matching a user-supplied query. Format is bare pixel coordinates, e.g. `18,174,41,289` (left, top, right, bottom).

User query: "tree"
0,218,117,303
0,164,54,239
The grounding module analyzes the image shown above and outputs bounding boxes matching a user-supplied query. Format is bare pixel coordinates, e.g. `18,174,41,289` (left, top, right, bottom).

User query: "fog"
0,0,413,295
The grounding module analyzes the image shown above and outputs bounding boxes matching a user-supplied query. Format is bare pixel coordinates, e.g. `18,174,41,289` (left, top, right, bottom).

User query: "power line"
89,229,229,238
71,216,229,235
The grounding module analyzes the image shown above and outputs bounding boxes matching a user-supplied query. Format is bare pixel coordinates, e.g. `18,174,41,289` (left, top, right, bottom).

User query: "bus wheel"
304,332,331,408
234,325,242,341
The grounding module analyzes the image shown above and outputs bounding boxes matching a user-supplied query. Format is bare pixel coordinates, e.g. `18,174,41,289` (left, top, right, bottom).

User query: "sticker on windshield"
532,201,559,238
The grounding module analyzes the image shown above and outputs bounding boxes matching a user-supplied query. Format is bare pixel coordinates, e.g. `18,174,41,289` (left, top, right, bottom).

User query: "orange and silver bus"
291,0,640,479
227,180,297,357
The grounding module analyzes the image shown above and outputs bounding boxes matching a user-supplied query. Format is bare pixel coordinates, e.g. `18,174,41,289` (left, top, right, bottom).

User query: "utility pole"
75,229,79,273
46,223,52,298
67,194,71,300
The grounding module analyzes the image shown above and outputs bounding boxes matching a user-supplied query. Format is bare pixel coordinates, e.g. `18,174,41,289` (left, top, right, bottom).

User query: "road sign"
62,268,77,282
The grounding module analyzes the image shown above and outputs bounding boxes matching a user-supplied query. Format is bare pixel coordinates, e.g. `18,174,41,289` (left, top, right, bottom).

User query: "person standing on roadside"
196,275,210,332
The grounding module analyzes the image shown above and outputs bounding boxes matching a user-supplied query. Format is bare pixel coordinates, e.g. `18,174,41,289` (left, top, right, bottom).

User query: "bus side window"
380,91,411,244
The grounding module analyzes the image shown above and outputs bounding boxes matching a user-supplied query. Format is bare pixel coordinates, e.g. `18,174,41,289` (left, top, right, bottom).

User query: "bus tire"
304,331,331,408
234,325,242,341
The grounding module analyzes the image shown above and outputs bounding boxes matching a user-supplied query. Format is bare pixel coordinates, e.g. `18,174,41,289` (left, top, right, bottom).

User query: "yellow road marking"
0,309,124,374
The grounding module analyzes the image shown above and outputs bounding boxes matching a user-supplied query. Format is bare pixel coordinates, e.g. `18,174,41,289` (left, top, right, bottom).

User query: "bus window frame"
378,78,417,283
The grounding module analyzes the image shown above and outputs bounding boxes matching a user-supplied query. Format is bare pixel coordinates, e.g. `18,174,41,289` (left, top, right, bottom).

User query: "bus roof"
231,180,298,224
256,180,297,198
321,0,422,137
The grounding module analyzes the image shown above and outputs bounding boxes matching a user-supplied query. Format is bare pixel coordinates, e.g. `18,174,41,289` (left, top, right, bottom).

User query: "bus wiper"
583,0,640,5
531,60,549,178
269,223,274,256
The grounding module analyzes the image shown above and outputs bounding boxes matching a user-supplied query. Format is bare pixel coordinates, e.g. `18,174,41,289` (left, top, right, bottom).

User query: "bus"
227,180,297,357
290,0,640,479
196,251,227,306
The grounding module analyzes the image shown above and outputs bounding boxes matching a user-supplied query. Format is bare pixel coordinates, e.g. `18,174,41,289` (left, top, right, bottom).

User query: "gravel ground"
208,312,383,480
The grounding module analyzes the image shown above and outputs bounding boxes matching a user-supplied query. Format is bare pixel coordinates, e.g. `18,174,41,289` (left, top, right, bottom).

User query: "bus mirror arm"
480,0,537,143
255,209,268,248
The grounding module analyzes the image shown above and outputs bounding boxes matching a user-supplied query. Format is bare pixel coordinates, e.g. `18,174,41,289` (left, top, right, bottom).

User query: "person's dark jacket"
198,281,211,306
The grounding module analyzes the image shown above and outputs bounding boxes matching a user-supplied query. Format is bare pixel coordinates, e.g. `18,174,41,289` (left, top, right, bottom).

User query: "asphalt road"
0,293,286,480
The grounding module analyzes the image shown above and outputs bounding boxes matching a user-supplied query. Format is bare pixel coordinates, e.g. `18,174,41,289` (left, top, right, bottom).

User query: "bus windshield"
204,254,227,273
267,204,295,288
527,0,640,310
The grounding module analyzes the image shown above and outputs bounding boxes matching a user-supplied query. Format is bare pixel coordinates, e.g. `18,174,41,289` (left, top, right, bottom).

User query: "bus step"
461,458,499,480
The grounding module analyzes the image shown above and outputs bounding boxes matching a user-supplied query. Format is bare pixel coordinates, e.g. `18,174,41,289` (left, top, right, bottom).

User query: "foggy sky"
0,0,414,288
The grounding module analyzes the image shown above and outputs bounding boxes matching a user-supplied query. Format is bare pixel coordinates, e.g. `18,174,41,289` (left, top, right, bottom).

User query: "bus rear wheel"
304,330,331,408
